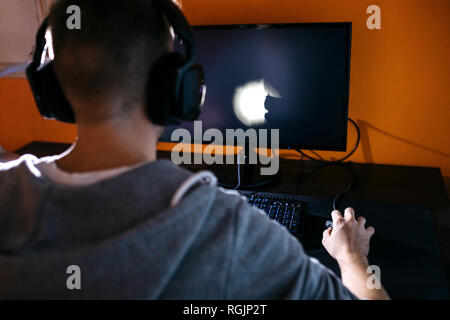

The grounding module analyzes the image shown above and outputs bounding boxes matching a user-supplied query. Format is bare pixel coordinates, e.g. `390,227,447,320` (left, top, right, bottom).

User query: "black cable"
297,118,361,183
295,118,361,213
321,161,358,229
296,118,361,165
218,151,281,190
332,161,357,211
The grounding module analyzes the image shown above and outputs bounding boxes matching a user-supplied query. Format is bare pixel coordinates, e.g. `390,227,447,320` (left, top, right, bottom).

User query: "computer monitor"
160,23,352,151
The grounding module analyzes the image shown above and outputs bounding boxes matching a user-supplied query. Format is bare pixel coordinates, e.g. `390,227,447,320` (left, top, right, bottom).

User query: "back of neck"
56,117,161,173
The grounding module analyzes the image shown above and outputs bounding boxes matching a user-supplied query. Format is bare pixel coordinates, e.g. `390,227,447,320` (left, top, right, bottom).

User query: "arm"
322,208,390,300
226,200,359,300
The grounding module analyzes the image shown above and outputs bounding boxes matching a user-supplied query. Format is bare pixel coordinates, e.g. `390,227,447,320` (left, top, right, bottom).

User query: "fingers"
331,210,343,225
322,227,332,247
357,216,366,227
366,226,375,237
332,209,373,236
323,227,332,238
344,207,355,221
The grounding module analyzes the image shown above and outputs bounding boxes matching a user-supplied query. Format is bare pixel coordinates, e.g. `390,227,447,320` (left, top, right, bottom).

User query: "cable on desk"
296,118,361,165
332,162,357,211
295,118,361,212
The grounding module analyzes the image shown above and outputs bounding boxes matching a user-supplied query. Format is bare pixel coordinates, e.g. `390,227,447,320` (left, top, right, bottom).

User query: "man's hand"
322,207,374,265
322,207,390,300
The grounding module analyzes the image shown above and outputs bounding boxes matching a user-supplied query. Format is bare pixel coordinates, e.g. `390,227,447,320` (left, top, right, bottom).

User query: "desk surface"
14,142,450,299
174,152,450,299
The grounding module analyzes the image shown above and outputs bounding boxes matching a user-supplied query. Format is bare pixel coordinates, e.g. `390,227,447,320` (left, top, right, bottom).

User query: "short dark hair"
49,0,172,121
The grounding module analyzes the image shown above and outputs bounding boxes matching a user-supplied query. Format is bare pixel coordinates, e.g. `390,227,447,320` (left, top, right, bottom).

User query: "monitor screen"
160,23,352,151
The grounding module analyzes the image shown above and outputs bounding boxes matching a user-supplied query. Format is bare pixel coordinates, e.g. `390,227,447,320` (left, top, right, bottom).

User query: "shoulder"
210,187,249,211
210,187,271,227
210,187,286,238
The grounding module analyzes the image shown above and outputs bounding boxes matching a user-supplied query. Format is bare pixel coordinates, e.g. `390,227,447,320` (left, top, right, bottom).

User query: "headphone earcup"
179,64,205,121
26,17,76,124
27,62,76,123
147,52,185,125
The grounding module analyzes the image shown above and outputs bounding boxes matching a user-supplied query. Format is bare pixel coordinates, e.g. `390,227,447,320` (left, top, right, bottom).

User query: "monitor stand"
219,142,281,190
237,161,281,190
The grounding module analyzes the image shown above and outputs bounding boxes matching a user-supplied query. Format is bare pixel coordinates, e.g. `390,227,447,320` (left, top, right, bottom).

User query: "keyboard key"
246,193,304,234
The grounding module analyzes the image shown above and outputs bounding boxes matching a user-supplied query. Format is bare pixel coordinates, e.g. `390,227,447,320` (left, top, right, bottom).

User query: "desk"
14,141,450,299
173,156,450,299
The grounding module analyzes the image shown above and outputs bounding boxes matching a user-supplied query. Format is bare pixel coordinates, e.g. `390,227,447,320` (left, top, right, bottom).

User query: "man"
0,0,388,299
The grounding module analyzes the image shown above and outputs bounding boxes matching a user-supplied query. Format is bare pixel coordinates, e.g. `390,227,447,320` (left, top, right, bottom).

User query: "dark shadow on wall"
444,177,450,198
357,119,450,160
357,119,450,198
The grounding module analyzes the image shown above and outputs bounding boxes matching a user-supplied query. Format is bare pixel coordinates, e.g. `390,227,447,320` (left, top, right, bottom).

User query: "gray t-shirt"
0,155,356,299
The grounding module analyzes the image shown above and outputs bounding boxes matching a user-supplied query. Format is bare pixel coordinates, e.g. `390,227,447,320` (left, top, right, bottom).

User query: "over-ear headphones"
26,0,206,126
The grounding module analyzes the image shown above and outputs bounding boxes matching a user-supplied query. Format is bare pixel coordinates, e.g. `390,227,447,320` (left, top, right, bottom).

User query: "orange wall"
1,0,449,191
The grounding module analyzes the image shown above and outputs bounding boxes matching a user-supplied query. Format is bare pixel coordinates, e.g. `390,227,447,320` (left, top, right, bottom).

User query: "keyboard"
241,192,306,234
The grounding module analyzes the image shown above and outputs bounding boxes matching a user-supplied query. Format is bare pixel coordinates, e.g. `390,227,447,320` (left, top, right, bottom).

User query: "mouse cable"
332,161,357,211
295,118,360,212
324,162,358,228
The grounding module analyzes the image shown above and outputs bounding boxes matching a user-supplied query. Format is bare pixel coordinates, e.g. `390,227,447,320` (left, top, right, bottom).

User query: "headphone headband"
29,18,49,71
26,0,206,125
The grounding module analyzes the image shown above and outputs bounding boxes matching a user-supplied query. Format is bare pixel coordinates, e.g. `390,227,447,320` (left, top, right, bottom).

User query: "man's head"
49,0,174,124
